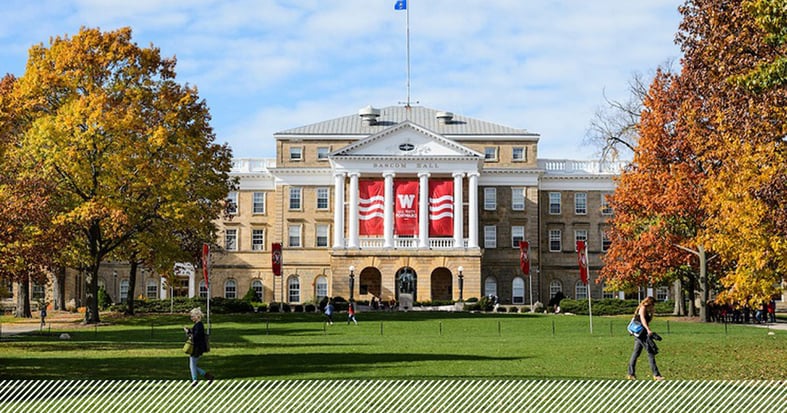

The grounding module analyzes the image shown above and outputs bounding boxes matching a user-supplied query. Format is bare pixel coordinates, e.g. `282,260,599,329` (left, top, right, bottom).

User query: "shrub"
98,286,113,310
556,299,674,316
304,304,316,313
242,287,261,303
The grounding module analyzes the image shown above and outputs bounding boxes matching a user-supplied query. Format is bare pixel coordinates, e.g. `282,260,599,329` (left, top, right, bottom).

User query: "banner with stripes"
428,179,453,236
1,380,784,413
359,180,384,235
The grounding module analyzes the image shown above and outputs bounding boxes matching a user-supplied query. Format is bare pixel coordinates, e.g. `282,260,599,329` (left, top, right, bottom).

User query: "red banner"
271,242,282,276
519,241,530,276
577,240,588,285
359,180,384,236
428,179,453,236
201,243,210,285
394,180,419,235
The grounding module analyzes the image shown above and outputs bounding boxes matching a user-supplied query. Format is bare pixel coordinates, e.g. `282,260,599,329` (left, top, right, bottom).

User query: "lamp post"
349,265,355,301
457,266,464,302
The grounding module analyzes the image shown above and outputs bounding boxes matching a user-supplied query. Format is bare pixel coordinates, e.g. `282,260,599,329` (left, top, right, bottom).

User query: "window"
549,229,562,252
289,146,302,161
484,277,498,297
484,147,497,160
511,226,525,248
252,280,263,301
656,286,669,301
288,276,300,303
549,192,561,214
316,224,329,247
225,229,238,251
484,226,497,248
549,280,563,299
252,229,265,251
484,187,497,210
575,193,587,215
602,282,616,299
146,280,158,299
315,276,328,301
288,225,302,247
119,280,129,303
225,279,237,299
512,187,525,211
601,230,611,251
317,147,330,160
316,187,330,210
226,191,238,215
32,283,45,301
601,193,613,215
575,230,588,250
253,192,266,214
4,279,12,299
512,147,526,161
289,187,302,210
199,280,208,298
512,277,525,304
575,281,588,300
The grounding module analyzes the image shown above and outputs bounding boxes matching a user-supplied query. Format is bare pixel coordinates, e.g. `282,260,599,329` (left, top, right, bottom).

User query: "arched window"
146,280,158,299
224,279,237,299
119,279,129,303
575,281,588,300
288,276,301,303
252,279,264,301
484,277,498,298
549,280,562,299
512,277,525,304
315,276,328,301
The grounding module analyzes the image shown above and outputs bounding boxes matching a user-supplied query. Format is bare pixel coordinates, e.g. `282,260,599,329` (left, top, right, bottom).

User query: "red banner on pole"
271,242,282,276
201,243,210,285
429,179,453,236
519,241,530,276
359,180,384,236
577,240,588,285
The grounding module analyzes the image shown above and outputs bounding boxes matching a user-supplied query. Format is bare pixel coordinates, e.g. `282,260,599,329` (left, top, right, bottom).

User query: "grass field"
1,311,785,381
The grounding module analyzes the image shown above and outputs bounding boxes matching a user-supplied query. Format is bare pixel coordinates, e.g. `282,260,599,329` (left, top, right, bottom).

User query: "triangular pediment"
331,121,483,158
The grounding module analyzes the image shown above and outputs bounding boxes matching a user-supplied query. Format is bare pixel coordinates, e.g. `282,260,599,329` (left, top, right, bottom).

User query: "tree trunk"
698,244,709,322
687,271,697,317
15,277,32,318
125,260,138,316
52,266,66,311
84,263,101,324
672,279,684,315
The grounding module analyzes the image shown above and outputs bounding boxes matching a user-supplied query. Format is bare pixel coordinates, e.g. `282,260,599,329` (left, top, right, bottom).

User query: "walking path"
0,311,85,338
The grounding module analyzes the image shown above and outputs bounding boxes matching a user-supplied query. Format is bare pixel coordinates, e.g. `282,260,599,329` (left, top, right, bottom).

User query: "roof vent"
436,111,454,124
359,105,381,125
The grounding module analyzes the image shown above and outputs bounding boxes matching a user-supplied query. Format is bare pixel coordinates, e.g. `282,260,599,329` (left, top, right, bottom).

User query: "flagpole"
207,252,211,335
405,1,411,107
588,269,593,334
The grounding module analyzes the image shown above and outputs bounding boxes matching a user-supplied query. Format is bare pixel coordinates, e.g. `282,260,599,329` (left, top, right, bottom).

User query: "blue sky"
0,0,683,160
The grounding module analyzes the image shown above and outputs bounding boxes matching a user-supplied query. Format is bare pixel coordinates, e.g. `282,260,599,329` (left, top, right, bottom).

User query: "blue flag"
394,0,406,10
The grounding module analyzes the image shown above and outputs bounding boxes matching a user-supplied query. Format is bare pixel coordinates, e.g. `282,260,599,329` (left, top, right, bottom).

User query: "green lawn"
1,311,785,380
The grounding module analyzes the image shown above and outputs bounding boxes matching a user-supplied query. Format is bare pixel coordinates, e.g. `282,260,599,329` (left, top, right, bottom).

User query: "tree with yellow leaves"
8,27,235,323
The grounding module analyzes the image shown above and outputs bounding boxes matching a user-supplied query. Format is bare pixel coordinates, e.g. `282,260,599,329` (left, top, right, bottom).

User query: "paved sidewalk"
1,311,84,338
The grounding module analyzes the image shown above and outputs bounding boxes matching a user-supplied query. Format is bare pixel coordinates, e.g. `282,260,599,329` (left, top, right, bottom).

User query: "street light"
349,265,355,301
457,266,464,302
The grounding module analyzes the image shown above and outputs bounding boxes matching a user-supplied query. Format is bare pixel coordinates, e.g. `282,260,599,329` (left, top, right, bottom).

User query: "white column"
333,172,346,248
348,172,360,249
467,172,479,248
453,172,464,248
418,172,430,248
383,172,395,248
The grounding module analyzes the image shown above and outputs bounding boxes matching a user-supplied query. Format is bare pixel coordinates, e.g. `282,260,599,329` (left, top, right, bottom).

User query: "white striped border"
0,380,785,413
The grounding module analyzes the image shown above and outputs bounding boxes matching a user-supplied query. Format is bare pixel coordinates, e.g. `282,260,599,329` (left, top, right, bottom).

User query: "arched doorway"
430,268,453,302
359,267,382,298
395,267,417,303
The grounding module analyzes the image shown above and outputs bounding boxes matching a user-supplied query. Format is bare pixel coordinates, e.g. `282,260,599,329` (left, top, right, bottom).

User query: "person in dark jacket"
184,307,213,385
627,297,664,381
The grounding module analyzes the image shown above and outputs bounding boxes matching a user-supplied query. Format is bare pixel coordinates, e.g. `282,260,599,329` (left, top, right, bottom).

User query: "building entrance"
395,267,417,309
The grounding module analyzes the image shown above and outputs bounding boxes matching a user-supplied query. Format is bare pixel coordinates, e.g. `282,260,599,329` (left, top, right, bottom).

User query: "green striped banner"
1,380,785,412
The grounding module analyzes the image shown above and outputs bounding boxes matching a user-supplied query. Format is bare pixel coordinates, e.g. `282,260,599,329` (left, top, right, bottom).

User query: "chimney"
359,105,381,125
436,111,454,124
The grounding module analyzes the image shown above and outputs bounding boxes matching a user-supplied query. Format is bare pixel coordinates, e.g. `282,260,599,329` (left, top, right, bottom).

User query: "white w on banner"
394,180,419,235
429,179,453,236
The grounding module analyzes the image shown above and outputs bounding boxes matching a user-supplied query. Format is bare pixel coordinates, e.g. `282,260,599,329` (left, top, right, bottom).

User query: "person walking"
324,299,334,325
627,296,664,381
40,304,47,327
184,307,213,386
347,300,358,325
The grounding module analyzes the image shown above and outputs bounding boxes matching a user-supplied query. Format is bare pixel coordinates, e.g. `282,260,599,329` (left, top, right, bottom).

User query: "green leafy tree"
9,27,234,323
